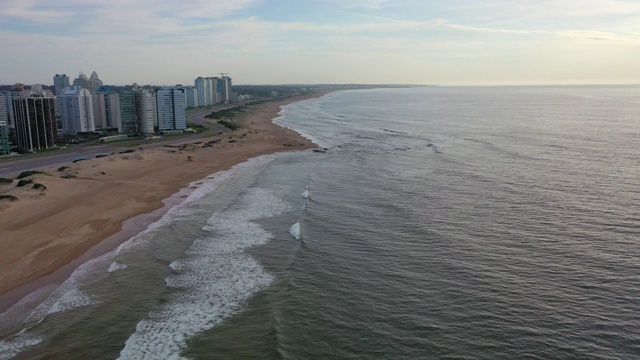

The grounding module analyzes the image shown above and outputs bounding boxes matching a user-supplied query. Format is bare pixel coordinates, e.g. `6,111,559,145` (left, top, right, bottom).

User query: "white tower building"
135,89,156,136
59,86,96,133
194,77,211,107
93,87,121,129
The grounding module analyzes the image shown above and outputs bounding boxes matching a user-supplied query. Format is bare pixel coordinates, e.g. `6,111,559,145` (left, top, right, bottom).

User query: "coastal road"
0,109,238,177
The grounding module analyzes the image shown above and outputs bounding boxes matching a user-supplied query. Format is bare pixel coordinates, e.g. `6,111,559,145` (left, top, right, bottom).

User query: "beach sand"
0,91,328,311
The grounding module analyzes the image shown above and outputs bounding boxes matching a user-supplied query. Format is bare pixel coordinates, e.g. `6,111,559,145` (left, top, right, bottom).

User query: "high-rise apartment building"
59,86,96,133
72,71,103,94
180,86,198,108
156,87,186,131
2,87,22,128
218,76,232,102
135,89,156,136
93,86,121,129
119,91,138,134
12,89,57,150
73,72,91,91
53,74,70,95
0,120,11,155
0,93,7,125
194,77,211,107
89,71,103,93
206,77,218,104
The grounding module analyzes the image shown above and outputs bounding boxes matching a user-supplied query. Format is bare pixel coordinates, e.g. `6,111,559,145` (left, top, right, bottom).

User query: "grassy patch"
17,170,49,179
186,123,209,133
17,179,34,187
0,178,13,184
204,106,245,120
33,183,47,190
218,120,241,131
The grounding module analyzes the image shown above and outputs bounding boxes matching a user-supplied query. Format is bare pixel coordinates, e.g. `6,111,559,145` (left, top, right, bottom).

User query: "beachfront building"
119,91,138,134
59,86,96,133
156,87,186,132
207,77,220,104
0,93,7,125
53,74,70,95
93,86,121,129
12,89,57,150
2,87,22,128
0,121,11,155
195,77,212,107
218,75,232,102
135,89,156,136
183,86,198,108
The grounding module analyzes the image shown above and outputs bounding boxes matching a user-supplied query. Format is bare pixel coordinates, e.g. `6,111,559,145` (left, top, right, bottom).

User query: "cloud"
278,18,444,33
0,0,74,24
445,24,535,35
447,0,640,20
0,0,260,28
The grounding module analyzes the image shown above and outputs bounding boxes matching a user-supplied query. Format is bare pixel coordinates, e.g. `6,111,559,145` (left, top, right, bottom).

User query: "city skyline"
1,1,640,86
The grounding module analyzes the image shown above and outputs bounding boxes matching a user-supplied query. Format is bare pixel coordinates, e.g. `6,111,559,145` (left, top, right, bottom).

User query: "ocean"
1,86,639,359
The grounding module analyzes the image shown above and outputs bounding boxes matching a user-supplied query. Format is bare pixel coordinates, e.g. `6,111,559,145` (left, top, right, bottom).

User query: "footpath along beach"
0,91,331,314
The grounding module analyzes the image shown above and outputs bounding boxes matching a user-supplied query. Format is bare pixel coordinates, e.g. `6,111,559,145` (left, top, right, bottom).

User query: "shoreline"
0,90,333,314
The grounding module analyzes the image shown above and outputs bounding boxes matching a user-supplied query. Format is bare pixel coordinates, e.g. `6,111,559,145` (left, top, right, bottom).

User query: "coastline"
0,90,332,313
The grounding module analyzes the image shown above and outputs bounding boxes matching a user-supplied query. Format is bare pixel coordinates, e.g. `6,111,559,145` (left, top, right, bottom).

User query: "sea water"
2,86,640,359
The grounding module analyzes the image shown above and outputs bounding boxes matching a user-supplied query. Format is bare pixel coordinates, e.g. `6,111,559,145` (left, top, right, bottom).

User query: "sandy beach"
0,91,329,312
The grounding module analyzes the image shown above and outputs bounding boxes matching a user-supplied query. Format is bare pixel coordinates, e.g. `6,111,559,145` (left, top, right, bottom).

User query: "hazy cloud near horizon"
1,0,639,86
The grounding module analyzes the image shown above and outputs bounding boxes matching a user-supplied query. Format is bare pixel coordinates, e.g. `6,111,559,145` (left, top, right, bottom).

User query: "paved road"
0,107,237,177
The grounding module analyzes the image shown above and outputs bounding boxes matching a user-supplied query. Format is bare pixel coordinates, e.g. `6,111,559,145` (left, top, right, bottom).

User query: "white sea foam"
289,222,302,240
301,189,310,199
0,155,283,359
0,332,43,360
118,188,288,360
114,154,278,256
107,262,128,273
24,258,100,323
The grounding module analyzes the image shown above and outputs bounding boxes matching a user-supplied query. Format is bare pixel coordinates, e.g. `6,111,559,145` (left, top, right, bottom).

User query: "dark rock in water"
312,149,327,153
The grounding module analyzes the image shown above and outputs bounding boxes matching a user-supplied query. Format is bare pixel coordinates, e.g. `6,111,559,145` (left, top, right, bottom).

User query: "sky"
1,0,639,86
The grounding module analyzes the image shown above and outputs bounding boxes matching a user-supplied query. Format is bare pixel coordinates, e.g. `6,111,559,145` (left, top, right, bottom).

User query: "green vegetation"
186,123,209,134
218,120,241,131
33,183,47,190
204,106,246,120
17,170,49,179
58,166,70,172
16,179,34,187
0,195,18,202
0,178,13,184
